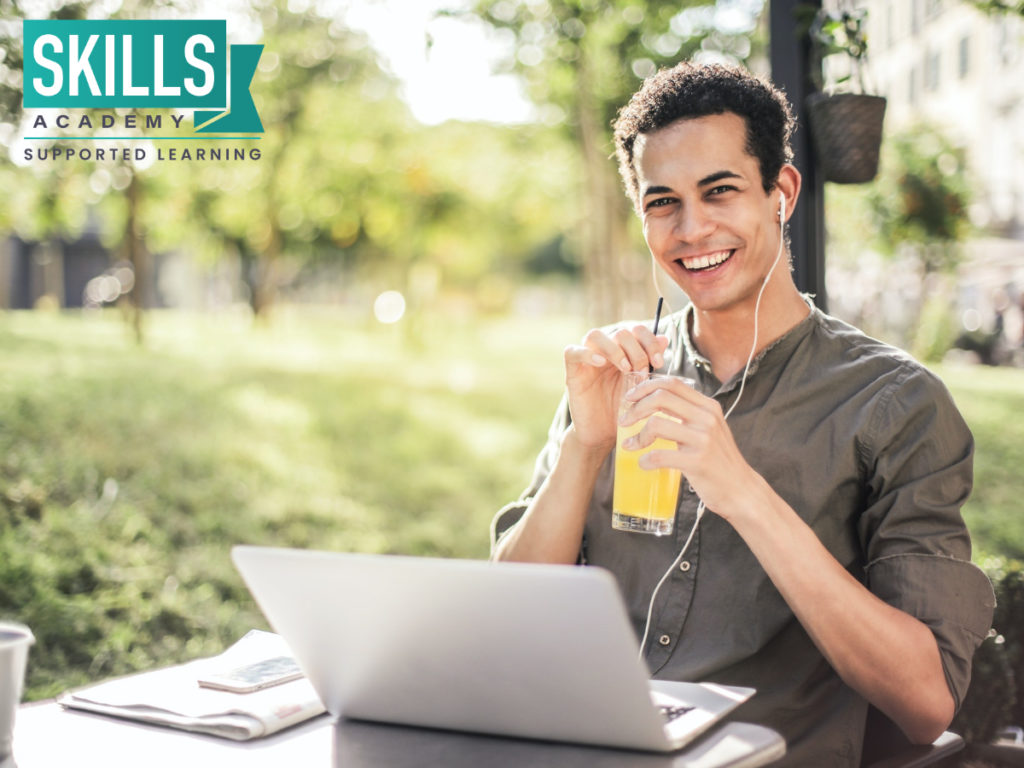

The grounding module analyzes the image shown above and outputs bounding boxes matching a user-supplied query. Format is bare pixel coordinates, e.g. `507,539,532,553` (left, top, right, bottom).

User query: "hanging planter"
806,92,886,184
800,5,886,184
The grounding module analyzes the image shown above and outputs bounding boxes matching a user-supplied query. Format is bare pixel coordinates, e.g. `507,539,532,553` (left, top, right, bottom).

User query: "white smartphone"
197,655,303,693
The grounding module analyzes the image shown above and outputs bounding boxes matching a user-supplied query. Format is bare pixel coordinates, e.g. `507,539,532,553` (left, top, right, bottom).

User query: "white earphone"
638,188,791,663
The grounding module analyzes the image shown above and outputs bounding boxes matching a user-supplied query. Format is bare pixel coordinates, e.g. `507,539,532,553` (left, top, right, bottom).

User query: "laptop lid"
232,546,751,752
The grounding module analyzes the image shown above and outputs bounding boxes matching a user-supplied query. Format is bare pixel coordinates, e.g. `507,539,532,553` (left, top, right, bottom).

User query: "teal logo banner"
23,19,263,133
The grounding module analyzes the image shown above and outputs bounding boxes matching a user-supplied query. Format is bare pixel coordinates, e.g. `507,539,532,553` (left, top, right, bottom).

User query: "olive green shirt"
492,301,995,766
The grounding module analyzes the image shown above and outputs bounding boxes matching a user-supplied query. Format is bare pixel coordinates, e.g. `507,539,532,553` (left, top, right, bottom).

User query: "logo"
21,19,263,163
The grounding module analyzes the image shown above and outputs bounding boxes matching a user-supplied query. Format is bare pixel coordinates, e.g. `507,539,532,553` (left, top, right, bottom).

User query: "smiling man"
491,63,994,765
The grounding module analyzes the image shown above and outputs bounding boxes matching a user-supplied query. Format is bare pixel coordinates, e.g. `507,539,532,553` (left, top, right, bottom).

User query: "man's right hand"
493,324,669,564
562,325,669,453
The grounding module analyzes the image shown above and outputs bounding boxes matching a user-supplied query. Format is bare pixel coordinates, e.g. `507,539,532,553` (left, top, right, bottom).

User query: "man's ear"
775,163,801,223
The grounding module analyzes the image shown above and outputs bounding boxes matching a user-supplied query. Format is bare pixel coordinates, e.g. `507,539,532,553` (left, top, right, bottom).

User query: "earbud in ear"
778,196,786,223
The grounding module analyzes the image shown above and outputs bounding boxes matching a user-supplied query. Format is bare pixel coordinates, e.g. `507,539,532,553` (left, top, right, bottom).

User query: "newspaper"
57,630,326,740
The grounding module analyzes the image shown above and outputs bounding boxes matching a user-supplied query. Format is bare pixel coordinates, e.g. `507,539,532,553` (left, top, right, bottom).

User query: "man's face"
634,112,783,315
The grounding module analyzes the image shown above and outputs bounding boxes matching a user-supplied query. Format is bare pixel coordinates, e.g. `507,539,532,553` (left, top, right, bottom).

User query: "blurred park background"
2,0,1024,754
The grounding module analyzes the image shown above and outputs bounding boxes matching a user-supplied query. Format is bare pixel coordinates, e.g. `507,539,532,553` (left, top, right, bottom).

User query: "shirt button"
658,634,672,646
687,483,695,493
679,560,691,572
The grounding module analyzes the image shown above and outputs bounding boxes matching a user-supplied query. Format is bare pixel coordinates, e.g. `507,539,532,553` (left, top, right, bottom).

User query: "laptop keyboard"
658,703,695,722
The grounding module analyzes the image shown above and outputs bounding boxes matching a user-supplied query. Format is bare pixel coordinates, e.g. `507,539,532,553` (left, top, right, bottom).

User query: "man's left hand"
620,376,756,520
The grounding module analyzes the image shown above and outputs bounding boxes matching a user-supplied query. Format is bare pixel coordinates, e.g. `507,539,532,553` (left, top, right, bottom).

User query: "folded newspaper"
57,629,326,740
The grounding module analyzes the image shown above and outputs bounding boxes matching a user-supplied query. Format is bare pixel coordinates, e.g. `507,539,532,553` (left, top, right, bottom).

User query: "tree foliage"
0,1,94,240
1,0,580,318
824,123,974,357
867,125,972,273
457,0,766,321
461,0,763,133
965,0,1024,14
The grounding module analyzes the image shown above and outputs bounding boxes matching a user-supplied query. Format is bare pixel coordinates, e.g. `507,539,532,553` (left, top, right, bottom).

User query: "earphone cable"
637,200,786,661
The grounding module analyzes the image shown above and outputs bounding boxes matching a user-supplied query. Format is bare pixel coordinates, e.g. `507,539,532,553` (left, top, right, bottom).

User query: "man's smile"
675,249,735,272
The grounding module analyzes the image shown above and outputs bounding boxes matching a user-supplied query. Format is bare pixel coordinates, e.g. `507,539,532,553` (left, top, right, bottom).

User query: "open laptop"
231,546,755,753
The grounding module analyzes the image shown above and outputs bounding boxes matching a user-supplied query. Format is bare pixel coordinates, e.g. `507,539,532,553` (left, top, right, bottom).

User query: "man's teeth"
681,250,732,271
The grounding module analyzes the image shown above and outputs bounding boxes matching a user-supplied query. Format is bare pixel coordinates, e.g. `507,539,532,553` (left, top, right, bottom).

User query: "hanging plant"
798,4,887,184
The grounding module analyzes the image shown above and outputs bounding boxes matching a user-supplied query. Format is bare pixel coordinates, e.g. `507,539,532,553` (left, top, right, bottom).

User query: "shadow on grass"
0,308,570,698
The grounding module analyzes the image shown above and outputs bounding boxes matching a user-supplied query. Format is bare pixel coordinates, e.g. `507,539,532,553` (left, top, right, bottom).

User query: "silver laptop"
231,546,755,752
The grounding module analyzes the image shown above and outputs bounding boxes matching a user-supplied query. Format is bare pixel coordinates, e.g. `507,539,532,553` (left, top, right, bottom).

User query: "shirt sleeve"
858,362,996,711
489,393,572,555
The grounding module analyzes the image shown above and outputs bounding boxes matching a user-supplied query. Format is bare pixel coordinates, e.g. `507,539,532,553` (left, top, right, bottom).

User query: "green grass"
0,306,577,699
1,309,1021,701
935,363,1024,563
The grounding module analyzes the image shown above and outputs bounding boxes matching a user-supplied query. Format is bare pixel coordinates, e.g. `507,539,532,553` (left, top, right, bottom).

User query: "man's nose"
673,203,715,243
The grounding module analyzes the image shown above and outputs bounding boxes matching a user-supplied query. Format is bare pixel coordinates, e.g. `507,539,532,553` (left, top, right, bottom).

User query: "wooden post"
770,0,827,311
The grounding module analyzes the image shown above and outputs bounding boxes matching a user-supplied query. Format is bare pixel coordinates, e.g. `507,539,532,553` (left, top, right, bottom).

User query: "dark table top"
12,702,785,768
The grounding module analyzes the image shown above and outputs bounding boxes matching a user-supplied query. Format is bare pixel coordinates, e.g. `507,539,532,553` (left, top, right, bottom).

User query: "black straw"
649,296,664,373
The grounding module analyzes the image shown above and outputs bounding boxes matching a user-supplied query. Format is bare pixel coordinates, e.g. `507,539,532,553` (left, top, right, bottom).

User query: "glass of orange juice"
612,371,692,536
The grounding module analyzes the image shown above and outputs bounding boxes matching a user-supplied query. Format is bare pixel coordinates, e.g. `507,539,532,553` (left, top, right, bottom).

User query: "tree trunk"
576,52,616,325
247,130,292,318
575,52,653,326
124,172,147,344
249,224,280,318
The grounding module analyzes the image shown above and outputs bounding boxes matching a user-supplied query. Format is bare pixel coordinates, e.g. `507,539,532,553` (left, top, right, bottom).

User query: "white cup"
0,623,34,767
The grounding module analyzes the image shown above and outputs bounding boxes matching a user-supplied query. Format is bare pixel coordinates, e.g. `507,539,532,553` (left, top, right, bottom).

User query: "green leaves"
866,125,973,265
799,4,872,94
965,0,1024,14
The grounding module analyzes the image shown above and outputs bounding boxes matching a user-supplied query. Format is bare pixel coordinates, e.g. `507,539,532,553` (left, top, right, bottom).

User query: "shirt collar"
676,294,819,394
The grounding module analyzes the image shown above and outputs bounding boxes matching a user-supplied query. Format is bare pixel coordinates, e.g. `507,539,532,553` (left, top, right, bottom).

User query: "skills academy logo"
21,19,263,164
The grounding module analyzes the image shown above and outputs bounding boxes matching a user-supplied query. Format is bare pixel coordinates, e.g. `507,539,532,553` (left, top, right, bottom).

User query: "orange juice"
612,416,681,535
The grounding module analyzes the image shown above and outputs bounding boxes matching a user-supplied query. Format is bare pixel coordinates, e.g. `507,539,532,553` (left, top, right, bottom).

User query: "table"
12,702,784,768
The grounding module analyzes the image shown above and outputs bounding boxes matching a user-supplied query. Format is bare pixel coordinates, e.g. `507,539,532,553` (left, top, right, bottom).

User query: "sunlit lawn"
936,363,1024,563
1,306,1021,700
0,305,578,698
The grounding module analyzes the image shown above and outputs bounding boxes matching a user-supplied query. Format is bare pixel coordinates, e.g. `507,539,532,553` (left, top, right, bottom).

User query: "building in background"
867,1,1023,233
830,0,1024,356
0,234,109,310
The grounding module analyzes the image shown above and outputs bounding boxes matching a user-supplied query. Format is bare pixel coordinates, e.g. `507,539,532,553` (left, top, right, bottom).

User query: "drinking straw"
649,296,664,374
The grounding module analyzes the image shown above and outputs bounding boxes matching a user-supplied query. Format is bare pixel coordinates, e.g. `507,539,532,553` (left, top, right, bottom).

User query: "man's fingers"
626,374,699,403
578,329,629,371
629,324,668,369
565,343,611,368
622,414,688,450
567,329,627,368
621,386,709,429
637,448,695,471
610,328,653,371
570,327,671,373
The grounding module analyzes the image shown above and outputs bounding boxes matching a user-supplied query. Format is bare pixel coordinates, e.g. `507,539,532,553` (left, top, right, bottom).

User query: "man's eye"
708,185,736,196
646,197,675,209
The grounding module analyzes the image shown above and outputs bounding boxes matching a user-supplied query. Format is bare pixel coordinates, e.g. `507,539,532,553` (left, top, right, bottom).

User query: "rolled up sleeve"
866,554,995,710
859,363,996,710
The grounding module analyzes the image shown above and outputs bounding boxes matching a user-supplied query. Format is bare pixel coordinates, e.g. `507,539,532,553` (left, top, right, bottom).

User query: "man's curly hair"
613,62,796,211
